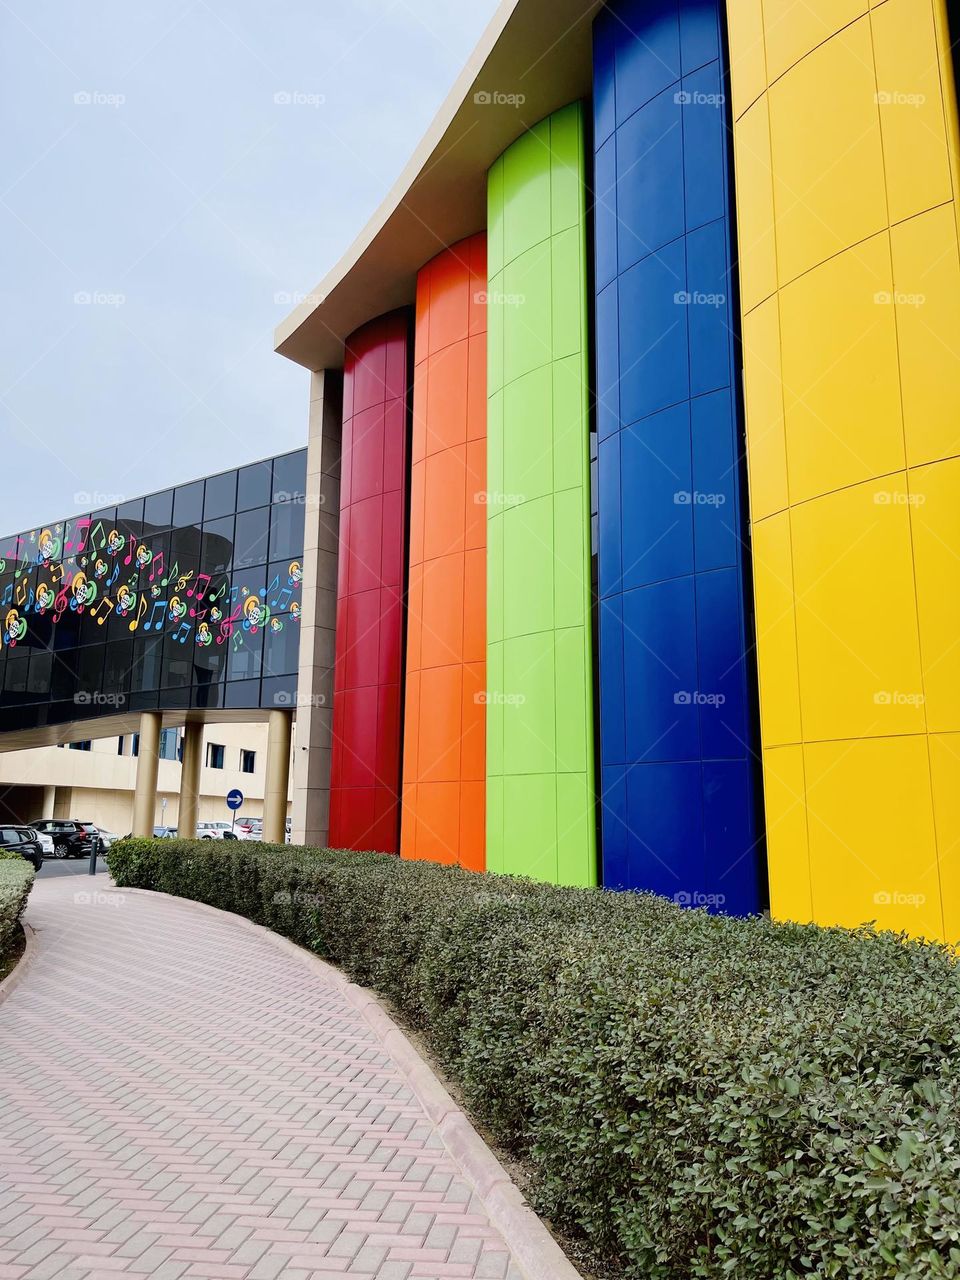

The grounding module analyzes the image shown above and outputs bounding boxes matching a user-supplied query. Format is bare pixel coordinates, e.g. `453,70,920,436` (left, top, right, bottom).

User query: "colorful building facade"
270,0,960,942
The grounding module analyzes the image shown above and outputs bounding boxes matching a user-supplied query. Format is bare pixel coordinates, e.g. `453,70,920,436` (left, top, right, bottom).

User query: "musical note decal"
127,595,147,632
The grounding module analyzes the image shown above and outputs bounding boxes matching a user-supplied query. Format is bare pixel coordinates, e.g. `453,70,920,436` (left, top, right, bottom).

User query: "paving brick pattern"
0,878,528,1280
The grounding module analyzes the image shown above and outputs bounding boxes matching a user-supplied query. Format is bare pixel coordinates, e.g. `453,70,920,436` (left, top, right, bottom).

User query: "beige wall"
0,721,293,833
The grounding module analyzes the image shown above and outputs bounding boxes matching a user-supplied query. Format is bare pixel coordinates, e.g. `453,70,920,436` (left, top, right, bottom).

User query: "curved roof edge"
274,0,601,371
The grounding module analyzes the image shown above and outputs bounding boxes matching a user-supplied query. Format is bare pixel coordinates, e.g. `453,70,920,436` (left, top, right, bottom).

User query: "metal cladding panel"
486,102,597,887
728,0,960,941
328,310,412,853
400,235,487,871
593,0,764,915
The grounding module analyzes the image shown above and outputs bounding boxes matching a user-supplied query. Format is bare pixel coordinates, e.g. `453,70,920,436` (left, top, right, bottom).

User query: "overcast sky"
0,0,500,534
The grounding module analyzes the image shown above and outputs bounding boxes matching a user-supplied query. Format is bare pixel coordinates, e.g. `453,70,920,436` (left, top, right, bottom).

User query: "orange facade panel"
401,235,487,869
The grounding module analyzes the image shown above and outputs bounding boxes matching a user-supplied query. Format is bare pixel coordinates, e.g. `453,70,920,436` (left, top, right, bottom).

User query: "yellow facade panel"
805,736,943,937
762,0,867,85
762,745,812,923
741,297,788,519
732,98,779,313
779,235,904,505
768,18,887,285
909,456,960,734
873,0,953,226
891,205,960,468
791,479,924,743
726,0,767,120
930,733,960,944
752,512,802,747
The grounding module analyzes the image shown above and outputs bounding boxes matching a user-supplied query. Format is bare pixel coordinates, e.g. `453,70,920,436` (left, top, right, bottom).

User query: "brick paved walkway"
0,876,530,1280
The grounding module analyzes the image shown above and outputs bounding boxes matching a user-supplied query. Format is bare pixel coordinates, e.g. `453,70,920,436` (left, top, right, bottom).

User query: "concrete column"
263,709,293,843
41,785,56,820
291,367,342,847
131,711,162,837
177,722,203,838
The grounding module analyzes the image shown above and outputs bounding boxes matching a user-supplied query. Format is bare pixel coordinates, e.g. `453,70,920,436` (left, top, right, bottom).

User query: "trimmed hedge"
0,849,34,964
108,837,960,1279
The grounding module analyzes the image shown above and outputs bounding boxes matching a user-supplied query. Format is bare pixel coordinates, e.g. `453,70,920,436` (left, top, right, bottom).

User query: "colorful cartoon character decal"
168,595,187,622
4,609,27,646
106,529,124,555
269,616,284,633
135,543,152,568
93,558,109,579
242,595,269,632
116,585,137,616
36,528,61,564
209,605,223,623
70,571,97,611
289,600,301,623
288,560,303,586
150,584,162,598
35,582,55,614
195,621,213,647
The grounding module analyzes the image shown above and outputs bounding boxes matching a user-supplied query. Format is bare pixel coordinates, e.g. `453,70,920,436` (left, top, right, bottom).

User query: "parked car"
94,829,119,850
235,817,262,841
153,826,178,839
31,829,55,857
31,819,98,859
0,826,44,871
196,822,239,840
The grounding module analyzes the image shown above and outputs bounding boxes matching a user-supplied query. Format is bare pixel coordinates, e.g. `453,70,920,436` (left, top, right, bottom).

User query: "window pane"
237,462,271,511
272,450,307,503
204,470,237,521
233,508,269,569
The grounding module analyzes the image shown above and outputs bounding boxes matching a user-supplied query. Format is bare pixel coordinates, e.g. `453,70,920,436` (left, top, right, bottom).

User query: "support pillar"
177,722,203,838
41,785,56,820
263,709,292,844
291,367,342,847
131,711,162,838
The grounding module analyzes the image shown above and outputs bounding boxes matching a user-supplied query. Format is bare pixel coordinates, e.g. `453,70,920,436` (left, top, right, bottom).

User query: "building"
0,723,289,836
3,0,960,943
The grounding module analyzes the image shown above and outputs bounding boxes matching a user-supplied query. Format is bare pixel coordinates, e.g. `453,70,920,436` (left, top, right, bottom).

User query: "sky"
0,0,501,534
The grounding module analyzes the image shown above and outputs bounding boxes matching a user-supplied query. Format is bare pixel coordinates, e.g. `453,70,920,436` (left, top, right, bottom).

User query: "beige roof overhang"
274,0,605,372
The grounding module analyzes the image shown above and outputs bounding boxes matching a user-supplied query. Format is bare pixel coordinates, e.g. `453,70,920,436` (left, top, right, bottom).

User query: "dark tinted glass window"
204,470,237,521
201,517,234,577
272,450,307,503
173,481,204,528
102,640,133,697
143,490,173,530
234,508,269,569
131,636,164,691
268,501,305,562
227,625,262,682
237,461,271,511
262,618,299,678
26,651,52,695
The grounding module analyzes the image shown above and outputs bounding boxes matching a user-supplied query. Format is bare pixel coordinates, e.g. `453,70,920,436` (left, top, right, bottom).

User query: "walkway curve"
0,875,580,1280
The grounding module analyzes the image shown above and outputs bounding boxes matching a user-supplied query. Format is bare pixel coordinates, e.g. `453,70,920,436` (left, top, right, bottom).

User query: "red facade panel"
328,310,411,852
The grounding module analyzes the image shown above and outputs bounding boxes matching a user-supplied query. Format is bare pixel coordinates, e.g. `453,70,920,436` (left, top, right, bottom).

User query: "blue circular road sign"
226,788,244,811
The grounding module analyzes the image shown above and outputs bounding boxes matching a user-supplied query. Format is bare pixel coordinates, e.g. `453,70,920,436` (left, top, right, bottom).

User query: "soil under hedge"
108,837,960,1280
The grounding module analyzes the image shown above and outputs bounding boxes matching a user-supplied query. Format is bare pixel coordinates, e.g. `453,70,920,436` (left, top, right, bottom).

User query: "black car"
0,826,44,871
31,819,98,859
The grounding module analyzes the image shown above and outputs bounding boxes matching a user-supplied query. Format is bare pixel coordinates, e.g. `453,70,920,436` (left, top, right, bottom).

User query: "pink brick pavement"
0,876,532,1280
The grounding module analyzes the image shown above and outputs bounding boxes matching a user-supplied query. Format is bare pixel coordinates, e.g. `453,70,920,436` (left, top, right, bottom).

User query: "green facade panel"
486,102,596,886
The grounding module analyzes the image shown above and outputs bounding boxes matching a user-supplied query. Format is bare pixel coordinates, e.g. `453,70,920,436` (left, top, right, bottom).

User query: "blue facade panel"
593,0,764,914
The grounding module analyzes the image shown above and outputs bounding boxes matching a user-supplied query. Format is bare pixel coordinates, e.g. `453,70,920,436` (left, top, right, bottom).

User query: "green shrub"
107,837,960,1279
0,851,34,964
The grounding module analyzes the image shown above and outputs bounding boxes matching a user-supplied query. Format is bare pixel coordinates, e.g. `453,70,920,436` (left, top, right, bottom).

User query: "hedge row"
0,849,34,964
107,837,960,1279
